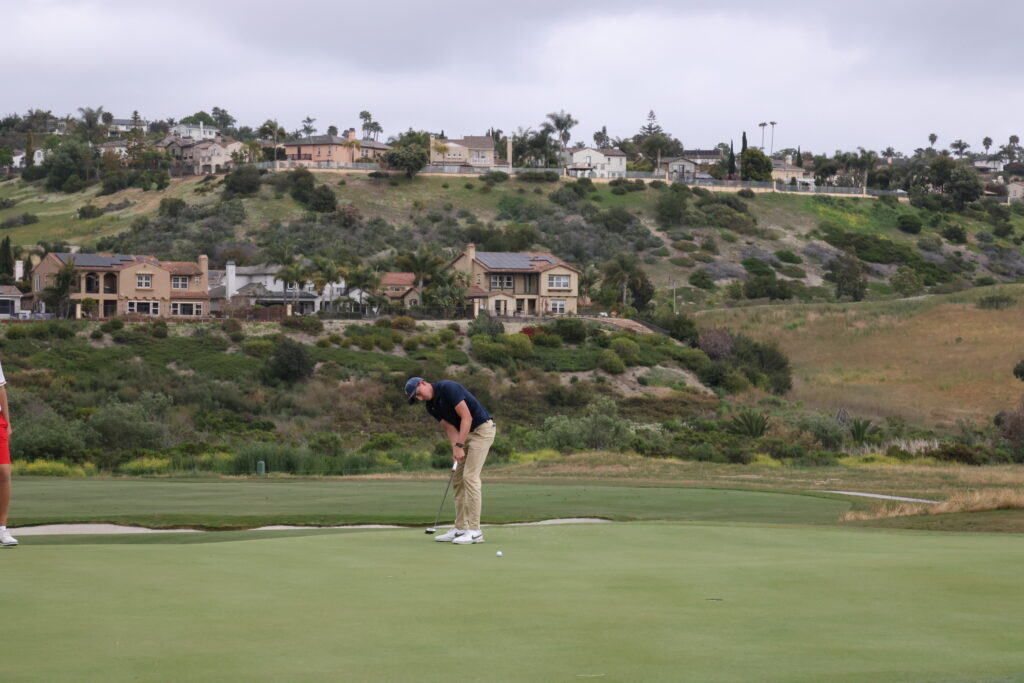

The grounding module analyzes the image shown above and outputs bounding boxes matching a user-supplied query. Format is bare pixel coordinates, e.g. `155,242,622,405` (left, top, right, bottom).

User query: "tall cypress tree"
741,131,747,154
0,237,14,277
728,141,737,176
795,146,803,167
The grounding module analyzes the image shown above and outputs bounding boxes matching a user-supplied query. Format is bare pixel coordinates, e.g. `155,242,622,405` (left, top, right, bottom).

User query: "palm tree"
342,137,362,163
769,121,778,155
277,261,307,314
76,106,107,145
258,119,286,169
950,139,970,158
43,257,78,318
600,253,645,308
244,140,263,163
423,269,469,317
301,116,317,138
577,264,600,307
367,121,383,141
395,245,445,295
983,136,993,157
758,122,768,150
546,110,579,152
928,133,938,148
344,265,381,311
312,257,342,312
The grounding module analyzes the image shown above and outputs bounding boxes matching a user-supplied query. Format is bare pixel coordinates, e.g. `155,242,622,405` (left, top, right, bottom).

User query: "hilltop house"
0,285,24,319
659,156,697,182
283,129,390,165
10,149,46,168
429,136,495,167
165,137,243,174
566,147,627,178
107,118,149,136
31,253,210,319
380,272,421,308
682,149,722,167
1008,182,1024,204
170,122,219,140
771,159,810,183
449,243,581,316
206,261,353,316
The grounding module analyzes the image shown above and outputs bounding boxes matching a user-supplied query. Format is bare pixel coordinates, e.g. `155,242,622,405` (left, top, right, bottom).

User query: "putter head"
425,528,436,535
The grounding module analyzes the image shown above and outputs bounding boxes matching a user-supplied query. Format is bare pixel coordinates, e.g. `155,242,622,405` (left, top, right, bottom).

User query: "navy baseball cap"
405,377,424,404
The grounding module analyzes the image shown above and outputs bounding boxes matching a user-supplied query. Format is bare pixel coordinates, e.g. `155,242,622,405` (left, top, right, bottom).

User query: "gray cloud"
6,0,1022,154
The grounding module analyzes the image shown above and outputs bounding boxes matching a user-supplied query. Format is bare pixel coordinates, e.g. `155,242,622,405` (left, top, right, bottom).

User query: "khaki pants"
453,420,496,531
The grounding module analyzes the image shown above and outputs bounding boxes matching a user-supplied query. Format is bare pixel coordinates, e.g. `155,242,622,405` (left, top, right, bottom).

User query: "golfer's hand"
452,445,466,463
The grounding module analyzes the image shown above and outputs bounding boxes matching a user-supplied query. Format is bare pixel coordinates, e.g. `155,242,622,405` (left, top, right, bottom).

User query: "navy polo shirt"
424,380,492,430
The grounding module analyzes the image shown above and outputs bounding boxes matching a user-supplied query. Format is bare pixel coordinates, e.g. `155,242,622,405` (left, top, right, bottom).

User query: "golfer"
0,359,15,547
406,377,495,544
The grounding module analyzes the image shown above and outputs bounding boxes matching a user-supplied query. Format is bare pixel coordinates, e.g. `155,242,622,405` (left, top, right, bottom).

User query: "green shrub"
265,338,314,382
796,414,846,449
242,339,275,358
609,337,641,365
551,318,587,344
15,459,90,477
896,214,923,234
777,265,806,278
222,318,243,334
597,349,626,374
78,204,103,219
741,258,775,277
774,250,802,264
281,316,324,335
977,294,1015,310
120,456,173,476
391,316,416,331
466,311,504,338
727,410,769,437
737,188,756,199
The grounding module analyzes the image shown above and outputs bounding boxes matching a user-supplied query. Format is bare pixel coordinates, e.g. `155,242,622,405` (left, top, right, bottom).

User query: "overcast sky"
7,0,1021,156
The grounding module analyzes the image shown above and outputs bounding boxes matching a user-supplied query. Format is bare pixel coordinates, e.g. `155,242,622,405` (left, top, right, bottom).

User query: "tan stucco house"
380,272,421,307
449,244,581,316
566,147,627,178
284,129,390,165
429,136,495,167
771,160,810,183
32,253,210,319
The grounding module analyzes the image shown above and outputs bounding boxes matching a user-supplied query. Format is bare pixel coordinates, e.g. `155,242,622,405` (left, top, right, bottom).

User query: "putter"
425,460,459,534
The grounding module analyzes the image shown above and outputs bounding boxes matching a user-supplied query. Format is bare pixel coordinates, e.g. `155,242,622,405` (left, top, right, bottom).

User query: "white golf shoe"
453,530,484,545
0,530,18,547
434,528,466,542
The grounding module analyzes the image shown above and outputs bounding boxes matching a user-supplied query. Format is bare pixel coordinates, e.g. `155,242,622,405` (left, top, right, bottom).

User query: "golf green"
4,523,1023,682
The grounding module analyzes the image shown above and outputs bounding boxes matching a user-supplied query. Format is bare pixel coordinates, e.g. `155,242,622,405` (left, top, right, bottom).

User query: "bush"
597,349,626,374
466,311,504,338
796,414,846,449
896,214,923,234
265,338,314,382
774,250,802,264
551,318,587,344
281,316,324,335
78,204,103,219
516,170,560,182
942,224,967,244
390,316,416,331
121,456,173,476
737,188,756,199
609,337,641,365
977,294,1015,310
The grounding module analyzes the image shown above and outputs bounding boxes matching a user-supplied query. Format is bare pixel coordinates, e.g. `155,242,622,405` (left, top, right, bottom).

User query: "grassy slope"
5,523,1024,681
697,284,1024,425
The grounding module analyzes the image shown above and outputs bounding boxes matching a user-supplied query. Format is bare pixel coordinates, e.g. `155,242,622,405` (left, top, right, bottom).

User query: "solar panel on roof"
476,252,535,269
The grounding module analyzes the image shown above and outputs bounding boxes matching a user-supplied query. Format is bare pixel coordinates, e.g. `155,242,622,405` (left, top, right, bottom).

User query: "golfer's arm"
439,420,459,443
453,401,472,444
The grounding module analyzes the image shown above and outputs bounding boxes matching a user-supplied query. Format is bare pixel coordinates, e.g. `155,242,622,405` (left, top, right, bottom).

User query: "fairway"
4,523,1023,682
10,478,850,528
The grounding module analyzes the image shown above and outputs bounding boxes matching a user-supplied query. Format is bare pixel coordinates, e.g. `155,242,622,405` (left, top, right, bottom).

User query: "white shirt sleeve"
0,360,6,387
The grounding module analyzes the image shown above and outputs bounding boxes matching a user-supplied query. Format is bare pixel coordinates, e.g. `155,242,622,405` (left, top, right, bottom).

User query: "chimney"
466,243,476,262
14,260,23,281
785,154,792,165
506,138,512,168
226,261,237,298
198,254,209,287
347,128,356,141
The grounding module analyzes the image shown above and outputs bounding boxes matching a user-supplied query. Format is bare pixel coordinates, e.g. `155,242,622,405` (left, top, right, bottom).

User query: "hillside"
4,170,1024,307
697,284,1024,426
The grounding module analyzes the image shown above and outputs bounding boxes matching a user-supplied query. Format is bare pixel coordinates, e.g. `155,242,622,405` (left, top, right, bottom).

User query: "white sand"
13,518,611,536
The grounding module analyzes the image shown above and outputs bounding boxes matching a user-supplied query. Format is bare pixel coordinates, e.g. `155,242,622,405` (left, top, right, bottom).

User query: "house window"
136,274,152,289
586,156,591,164
34,274,41,292
127,301,160,315
194,275,202,286
548,274,570,289
550,300,566,314
172,275,189,289
171,302,203,317
490,274,513,290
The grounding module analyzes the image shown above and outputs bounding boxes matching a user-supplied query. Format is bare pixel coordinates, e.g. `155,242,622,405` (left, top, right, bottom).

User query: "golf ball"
496,551,503,557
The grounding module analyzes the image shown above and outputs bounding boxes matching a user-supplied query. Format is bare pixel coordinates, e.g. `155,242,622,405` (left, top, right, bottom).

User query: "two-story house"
771,159,810,183
659,157,697,182
207,261,355,316
31,253,210,319
169,122,220,140
566,147,627,178
429,136,495,167
108,118,149,137
284,128,391,166
165,137,242,174
380,272,421,307
449,243,580,317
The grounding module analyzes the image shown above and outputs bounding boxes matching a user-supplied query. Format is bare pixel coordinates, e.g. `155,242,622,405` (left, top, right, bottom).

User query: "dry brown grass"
697,290,1024,426
841,487,1024,521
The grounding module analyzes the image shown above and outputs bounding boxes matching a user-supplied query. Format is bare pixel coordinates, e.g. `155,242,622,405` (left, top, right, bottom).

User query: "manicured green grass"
9,478,850,528
4,522,1023,681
